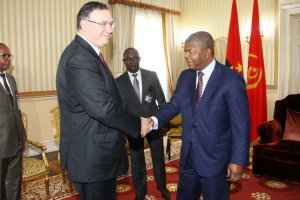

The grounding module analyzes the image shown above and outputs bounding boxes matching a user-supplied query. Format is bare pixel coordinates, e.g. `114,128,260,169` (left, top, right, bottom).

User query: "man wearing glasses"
56,2,151,200
116,48,170,200
0,43,27,200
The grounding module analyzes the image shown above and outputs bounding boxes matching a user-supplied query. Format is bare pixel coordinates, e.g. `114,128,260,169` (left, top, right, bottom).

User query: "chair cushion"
282,109,300,142
254,140,300,164
23,157,48,181
167,127,182,137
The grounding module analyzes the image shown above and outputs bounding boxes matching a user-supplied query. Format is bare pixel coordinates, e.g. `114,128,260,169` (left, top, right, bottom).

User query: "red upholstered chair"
252,94,300,182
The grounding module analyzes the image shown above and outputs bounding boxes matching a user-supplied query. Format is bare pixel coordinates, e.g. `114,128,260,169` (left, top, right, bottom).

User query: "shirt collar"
127,69,141,77
198,59,216,75
77,33,101,55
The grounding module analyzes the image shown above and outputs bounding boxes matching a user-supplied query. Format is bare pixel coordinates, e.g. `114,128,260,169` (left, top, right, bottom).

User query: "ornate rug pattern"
22,141,181,200
22,141,300,200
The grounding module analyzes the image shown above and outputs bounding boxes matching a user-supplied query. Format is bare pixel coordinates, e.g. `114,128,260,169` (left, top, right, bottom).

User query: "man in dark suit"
56,2,150,200
147,31,250,200
0,43,27,200
116,48,170,200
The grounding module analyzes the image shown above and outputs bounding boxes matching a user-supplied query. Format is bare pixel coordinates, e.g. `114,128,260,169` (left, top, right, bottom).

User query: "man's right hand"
140,117,153,138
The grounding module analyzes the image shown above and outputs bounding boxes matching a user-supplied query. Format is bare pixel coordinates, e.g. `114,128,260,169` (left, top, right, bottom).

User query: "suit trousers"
0,142,23,200
176,144,230,200
73,178,117,200
127,132,167,196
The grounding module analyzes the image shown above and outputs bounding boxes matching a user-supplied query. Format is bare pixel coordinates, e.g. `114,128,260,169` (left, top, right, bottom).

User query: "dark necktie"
194,71,204,111
0,73,13,102
132,74,140,102
99,52,113,78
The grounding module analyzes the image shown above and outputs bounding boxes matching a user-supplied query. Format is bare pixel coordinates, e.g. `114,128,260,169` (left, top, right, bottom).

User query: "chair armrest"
28,139,49,167
257,120,282,144
28,139,46,151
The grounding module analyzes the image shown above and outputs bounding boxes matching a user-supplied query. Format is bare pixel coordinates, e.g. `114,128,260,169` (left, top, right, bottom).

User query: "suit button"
192,123,196,128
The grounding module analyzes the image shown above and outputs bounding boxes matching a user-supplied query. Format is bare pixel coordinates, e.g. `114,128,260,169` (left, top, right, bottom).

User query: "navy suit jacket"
56,35,141,182
155,61,250,177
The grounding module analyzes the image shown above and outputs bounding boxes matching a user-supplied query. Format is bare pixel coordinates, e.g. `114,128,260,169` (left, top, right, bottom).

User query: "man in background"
56,2,150,200
0,43,27,200
116,47,170,200
147,31,250,200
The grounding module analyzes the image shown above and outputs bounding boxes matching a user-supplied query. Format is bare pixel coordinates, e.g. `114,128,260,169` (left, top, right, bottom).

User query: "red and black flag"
225,0,243,76
246,0,267,142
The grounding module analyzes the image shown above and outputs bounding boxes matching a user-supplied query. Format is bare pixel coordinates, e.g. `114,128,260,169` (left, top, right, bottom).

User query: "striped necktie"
194,71,204,111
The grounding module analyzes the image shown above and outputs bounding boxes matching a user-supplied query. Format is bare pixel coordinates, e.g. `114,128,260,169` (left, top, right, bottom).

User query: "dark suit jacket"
116,68,166,118
116,68,166,138
155,61,250,177
0,73,26,158
56,35,141,183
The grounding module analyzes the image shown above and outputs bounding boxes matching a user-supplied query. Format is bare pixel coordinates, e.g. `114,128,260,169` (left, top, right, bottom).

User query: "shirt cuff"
150,116,158,130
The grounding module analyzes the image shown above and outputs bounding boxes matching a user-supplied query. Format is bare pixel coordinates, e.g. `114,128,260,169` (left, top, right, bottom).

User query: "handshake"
140,117,154,138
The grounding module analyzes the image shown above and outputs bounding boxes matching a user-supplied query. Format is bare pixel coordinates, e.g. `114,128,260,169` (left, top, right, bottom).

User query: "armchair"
21,112,50,198
49,106,73,192
166,114,182,160
252,94,300,182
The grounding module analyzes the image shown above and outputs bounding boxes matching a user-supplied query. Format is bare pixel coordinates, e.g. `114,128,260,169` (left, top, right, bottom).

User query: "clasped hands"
140,117,154,138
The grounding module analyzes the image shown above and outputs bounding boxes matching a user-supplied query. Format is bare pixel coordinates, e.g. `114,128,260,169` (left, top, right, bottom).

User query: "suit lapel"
75,35,119,99
197,63,223,114
125,72,141,104
7,76,16,98
75,35,99,60
0,83,7,95
141,69,147,105
75,35,113,79
4,74,15,108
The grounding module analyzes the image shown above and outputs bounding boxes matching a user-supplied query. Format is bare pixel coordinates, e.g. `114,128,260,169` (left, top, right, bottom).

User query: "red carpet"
63,159,300,200
23,142,300,200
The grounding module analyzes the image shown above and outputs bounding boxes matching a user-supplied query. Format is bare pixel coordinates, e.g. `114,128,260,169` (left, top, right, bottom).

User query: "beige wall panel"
20,97,58,141
0,0,108,93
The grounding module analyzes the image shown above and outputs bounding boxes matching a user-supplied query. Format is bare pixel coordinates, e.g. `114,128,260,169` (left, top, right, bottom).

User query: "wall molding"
19,90,57,98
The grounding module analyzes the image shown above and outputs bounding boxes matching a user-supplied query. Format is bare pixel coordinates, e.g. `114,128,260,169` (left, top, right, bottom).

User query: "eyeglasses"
0,53,14,60
86,19,116,28
123,57,140,62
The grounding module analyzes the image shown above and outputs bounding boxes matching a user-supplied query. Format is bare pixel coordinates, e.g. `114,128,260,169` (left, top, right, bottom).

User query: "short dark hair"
76,1,108,30
123,47,139,58
185,31,214,55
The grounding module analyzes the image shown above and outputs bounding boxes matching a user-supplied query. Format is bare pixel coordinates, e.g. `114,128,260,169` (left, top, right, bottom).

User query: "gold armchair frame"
21,112,50,198
49,106,73,192
166,114,182,160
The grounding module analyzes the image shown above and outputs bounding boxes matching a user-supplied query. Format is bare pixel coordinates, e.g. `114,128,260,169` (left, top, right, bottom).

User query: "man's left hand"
227,163,243,182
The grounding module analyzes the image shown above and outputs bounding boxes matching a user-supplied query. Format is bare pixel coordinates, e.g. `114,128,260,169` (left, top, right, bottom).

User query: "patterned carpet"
21,141,181,200
22,141,300,200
